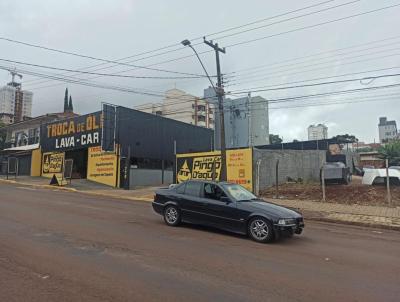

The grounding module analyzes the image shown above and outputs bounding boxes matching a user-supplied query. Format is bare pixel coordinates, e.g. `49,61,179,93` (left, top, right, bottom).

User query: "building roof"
3,143,39,151
379,117,397,126
1,112,78,130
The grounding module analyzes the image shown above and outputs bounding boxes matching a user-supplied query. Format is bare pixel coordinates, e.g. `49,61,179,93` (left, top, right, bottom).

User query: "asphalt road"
1,182,399,302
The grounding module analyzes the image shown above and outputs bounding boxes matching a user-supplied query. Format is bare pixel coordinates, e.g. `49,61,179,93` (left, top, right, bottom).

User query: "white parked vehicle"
362,168,400,185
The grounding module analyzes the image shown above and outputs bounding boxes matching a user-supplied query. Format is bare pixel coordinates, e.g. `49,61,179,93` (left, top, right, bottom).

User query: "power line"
8,61,400,115
227,52,400,87
8,0,365,91
17,2,396,94
225,35,400,75
226,48,400,86
228,65,400,93
205,0,361,43
18,0,342,87
0,64,223,111
120,92,400,119
0,36,209,77
226,40,400,79
227,72,400,94
0,58,205,79
225,3,400,48
269,94,400,110
230,83,400,105
80,2,400,90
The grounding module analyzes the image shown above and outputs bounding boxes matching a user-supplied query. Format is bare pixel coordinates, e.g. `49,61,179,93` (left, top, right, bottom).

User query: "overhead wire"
16,0,345,87
5,0,364,91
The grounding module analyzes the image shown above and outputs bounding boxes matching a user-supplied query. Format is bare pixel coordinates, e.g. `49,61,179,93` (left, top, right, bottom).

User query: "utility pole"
203,37,227,181
386,159,392,206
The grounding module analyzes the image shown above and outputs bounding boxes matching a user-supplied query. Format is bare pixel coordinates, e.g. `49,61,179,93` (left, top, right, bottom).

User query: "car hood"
241,200,302,218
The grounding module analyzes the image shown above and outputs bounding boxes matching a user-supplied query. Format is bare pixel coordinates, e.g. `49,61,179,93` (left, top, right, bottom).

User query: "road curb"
73,190,153,203
0,178,78,192
1,178,398,230
305,216,400,231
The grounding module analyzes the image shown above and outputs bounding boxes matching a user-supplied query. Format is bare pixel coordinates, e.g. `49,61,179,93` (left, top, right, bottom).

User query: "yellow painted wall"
30,148,42,177
87,146,118,187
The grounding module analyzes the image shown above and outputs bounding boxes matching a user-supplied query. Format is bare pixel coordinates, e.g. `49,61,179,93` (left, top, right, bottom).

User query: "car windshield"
222,184,257,201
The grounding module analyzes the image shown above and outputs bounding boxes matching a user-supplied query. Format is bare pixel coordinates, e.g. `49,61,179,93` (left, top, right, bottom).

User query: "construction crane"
4,67,23,88
9,68,23,85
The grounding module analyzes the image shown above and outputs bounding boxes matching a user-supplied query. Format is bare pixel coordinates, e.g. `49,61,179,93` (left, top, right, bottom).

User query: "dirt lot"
261,176,400,206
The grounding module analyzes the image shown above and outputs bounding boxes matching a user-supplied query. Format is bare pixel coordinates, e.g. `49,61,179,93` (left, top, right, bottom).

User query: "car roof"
184,180,231,185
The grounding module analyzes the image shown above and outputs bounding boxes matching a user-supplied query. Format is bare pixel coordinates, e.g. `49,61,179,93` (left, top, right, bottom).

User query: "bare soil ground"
261,176,400,206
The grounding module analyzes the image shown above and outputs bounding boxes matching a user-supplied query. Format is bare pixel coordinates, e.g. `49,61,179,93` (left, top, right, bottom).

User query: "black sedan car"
152,180,304,243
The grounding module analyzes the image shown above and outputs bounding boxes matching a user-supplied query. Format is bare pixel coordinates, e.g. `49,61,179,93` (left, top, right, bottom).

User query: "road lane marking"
16,186,37,191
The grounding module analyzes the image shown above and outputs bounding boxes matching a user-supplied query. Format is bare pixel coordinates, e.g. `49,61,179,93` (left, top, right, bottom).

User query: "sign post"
64,159,74,185
386,159,392,206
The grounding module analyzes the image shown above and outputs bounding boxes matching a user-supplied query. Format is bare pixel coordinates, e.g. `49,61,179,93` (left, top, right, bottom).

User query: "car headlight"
278,218,296,225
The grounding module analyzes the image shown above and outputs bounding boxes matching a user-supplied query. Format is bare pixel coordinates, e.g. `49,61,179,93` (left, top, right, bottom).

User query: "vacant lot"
261,176,400,206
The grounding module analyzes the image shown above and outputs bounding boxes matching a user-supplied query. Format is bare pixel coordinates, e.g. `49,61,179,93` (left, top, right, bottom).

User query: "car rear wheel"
248,217,274,243
164,205,181,226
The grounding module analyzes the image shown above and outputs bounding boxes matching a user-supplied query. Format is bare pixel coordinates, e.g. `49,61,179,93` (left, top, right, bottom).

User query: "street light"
181,38,227,181
181,39,216,90
181,39,191,47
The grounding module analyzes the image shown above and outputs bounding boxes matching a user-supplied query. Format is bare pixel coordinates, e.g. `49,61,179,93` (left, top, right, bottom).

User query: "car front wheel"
164,205,181,226
248,217,274,243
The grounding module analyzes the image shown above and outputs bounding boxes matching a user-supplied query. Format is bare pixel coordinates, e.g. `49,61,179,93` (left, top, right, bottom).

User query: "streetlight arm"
187,45,217,93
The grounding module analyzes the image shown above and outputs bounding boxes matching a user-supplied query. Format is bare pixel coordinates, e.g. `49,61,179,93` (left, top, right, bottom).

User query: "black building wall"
116,107,213,163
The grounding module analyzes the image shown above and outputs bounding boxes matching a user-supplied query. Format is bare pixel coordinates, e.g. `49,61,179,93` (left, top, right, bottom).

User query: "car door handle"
201,202,209,206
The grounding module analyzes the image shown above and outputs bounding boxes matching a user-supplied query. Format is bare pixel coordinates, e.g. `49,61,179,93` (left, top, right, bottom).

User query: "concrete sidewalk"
0,176,157,201
268,198,400,230
1,176,399,230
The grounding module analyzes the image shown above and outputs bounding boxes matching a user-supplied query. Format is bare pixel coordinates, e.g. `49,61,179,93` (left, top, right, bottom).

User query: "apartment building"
378,116,398,143
308,124,328,140
204,87,270,149
136,89,214,129
0,84,33,124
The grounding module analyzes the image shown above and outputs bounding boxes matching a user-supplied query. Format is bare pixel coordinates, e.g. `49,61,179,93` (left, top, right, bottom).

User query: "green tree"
356,147,373,153
378,141,400,166
332,134,358,144
269,134,282,144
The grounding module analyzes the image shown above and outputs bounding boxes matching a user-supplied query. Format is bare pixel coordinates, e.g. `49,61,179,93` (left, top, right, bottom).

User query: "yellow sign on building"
226,148,253,191
87,146,118,187
176,148,253,191
42,152,65,178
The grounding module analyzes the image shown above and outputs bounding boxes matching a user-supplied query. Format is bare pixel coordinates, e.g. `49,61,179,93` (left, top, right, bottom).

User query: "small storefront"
38,106,214,188
0,144,41,177
40,111,105,181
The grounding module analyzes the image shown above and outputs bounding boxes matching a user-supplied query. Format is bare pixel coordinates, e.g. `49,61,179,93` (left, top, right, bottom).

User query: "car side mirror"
220,196,232,204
